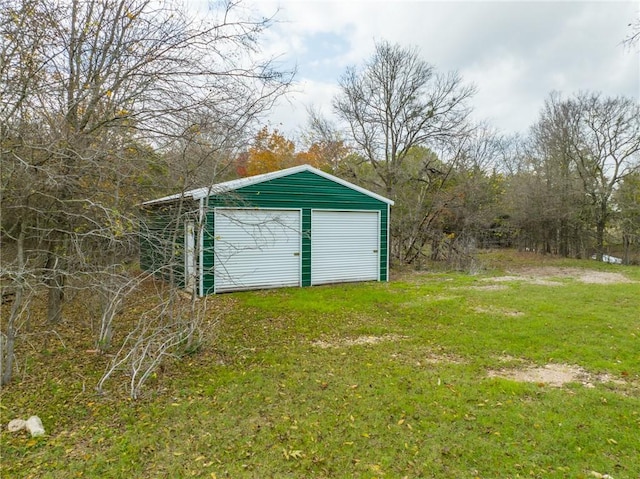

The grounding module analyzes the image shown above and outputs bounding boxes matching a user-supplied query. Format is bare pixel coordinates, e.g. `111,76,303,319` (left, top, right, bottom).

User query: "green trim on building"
301,208,312,287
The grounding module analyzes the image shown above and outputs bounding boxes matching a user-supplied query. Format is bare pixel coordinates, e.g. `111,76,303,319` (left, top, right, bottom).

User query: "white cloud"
267,77,341,138
463,55,529,132
247,0,639,139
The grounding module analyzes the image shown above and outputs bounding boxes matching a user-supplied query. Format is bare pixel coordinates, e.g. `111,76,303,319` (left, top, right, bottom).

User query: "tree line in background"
1,2,638,392
236,42,640,269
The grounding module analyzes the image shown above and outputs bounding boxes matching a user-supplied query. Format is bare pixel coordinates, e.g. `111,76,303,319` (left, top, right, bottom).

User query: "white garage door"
214,209,301,292
311,210,379,285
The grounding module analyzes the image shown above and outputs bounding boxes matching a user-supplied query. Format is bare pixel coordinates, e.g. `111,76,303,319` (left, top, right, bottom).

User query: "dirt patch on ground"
487,275,564,286
390,349,467,366
465,284,509,291
419,352,466,365
488,363,630,389
473,306,525,317
517,267,635,285
488,363,588,387
312,334,408,349
481,267,634,287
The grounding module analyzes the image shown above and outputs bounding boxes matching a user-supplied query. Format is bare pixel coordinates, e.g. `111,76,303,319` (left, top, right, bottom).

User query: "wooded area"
1,0,638,394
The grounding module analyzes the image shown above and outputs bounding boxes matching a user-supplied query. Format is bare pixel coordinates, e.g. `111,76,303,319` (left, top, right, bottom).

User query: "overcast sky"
245,0,638,141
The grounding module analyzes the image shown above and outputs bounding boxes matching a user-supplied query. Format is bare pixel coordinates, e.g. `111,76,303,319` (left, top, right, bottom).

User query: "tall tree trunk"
594,221,605,261
594,201,607,261
558,219,569,257
47,273,65,324
45,238,67,324
1,225,25,386
622,233,630,265
1,289,21,386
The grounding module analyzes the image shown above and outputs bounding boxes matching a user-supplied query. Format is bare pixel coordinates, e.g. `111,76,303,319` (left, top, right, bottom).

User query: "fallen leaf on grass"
282,449,303,460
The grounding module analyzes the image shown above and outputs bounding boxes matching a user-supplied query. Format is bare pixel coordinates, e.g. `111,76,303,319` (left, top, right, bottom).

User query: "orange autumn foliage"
243,127,330,176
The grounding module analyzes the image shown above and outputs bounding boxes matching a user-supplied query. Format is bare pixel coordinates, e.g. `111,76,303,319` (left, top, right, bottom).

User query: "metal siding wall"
224,172,384,211
380,206,389,281
214,209,301,292
301,209,312,286
311,211,380,285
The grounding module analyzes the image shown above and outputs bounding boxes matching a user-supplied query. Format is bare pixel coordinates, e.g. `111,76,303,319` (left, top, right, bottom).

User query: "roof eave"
142,164,395,206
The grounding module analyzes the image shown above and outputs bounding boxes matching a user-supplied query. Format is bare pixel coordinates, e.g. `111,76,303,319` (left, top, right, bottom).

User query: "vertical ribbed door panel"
214,209,301,292
311,210,379,285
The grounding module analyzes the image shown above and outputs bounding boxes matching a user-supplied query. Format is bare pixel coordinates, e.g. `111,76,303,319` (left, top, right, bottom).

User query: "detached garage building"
140,164,393,295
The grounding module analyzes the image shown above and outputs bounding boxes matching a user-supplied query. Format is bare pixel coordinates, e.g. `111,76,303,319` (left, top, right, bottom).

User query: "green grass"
2,253,639,478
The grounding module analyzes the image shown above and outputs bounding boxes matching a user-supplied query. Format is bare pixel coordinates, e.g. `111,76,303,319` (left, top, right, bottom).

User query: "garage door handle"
373,249,378,253
293,252,300,256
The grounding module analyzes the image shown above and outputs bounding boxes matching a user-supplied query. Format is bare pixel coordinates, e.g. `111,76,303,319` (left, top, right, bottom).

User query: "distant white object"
589,472,614,479
25,416,45,437
591,254,622,264
7,419,26,432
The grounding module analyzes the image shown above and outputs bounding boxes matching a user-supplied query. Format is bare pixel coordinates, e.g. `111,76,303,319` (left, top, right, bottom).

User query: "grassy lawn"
2,252,639,478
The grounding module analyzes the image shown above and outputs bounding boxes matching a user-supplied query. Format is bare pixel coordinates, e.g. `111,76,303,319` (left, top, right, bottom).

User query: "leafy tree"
245,127,297,176
295,142,336,172
424,126,508,264
303,107,351,173
0,0,291,388
515,93,590,256
502,92,639,259
332,40,476,263
565,93,640,259
615,172,640,264
242,126,332,176
333,40,474,198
